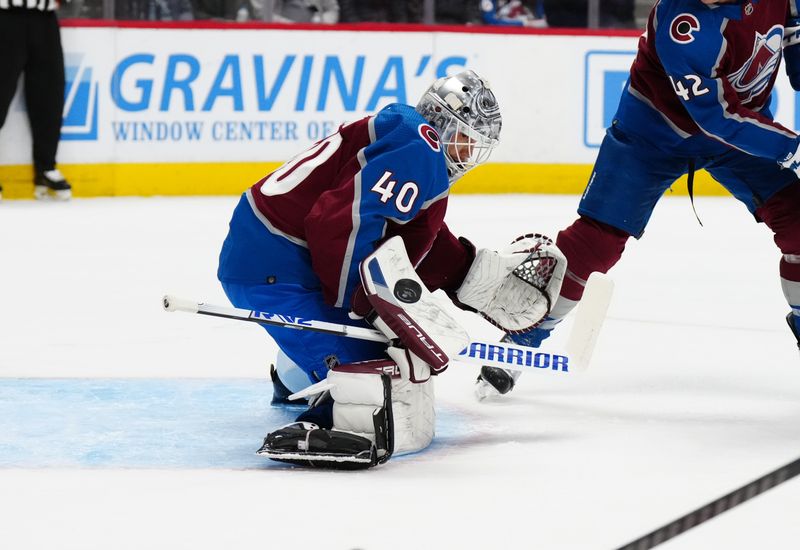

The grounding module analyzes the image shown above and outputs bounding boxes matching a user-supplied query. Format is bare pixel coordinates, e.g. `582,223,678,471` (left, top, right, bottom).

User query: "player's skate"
786,313,800,351
475,325,551,400
475,332,521,399
269,365,307,407
34,169,71,201
269,349,316,407
476,364,522,400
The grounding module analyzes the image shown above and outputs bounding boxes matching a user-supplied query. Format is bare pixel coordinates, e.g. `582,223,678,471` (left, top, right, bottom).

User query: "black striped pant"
0,9,65,173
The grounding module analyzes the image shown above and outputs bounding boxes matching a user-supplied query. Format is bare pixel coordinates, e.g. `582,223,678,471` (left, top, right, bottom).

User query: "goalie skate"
269,365,307,407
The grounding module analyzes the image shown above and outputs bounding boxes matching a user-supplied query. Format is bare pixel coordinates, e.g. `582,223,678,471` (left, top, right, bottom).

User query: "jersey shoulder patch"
658,0,723,38
669,12,701,44
417,122,442,153
655,1,726,71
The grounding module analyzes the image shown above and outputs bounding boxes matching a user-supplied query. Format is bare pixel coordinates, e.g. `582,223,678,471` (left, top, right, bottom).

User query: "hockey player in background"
480,0,547,28
478,0,800,398
217,70,566,468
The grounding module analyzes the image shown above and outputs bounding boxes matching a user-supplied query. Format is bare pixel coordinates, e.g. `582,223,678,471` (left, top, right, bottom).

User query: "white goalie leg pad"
456,234,567,333
329,356,436,456
388,376,435,455
360,236,470,372
329,366,388,436
385,345,435,453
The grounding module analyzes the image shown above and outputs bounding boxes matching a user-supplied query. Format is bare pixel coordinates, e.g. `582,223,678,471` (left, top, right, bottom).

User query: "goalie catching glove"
456,233,566,333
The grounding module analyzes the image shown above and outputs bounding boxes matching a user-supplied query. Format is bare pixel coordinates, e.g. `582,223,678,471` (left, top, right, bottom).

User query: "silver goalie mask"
415,70,502,183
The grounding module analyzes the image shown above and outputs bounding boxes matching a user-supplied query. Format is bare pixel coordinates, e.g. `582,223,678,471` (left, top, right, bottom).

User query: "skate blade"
34,186,72,201
474,380,502,401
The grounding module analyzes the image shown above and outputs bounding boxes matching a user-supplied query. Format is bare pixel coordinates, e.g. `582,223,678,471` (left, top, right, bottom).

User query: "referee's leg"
24,11,65,174
0,10,27,130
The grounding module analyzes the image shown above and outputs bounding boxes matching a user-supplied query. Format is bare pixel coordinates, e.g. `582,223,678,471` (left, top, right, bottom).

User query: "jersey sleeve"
304,124,447,309
383,196,449,269
784,4,800,90
655,5,798,161
414,220,476,294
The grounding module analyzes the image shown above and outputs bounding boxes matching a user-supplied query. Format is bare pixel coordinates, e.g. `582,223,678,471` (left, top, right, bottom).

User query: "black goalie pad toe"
257,422,378,470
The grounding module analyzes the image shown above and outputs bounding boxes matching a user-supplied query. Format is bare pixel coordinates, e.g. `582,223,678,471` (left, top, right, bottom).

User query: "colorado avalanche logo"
418,124,441,152
728,25,783,103
670,13,700,44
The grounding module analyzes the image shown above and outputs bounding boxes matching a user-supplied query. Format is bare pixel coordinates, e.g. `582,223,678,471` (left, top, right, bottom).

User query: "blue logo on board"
62,54,99,141
583,50,636,148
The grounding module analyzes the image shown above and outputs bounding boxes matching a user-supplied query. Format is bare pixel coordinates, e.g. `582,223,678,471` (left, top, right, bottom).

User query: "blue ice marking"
0,379,472,469
0,379,293,469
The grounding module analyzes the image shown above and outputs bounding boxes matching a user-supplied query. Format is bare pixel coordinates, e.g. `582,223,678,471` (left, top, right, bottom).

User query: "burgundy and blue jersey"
480,0,545,26
615,0,800,159
246,103,460,309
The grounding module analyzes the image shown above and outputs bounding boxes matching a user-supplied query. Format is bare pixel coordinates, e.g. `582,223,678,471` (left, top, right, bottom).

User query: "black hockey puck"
393,279,422,303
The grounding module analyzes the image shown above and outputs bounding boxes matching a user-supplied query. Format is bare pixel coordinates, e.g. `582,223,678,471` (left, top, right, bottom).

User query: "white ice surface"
1,194,799,550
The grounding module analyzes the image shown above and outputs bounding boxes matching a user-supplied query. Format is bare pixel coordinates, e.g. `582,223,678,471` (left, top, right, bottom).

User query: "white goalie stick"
163,273,613,389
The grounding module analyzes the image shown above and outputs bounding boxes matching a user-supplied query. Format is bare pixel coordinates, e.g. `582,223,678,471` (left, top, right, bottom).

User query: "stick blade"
564,273,614,372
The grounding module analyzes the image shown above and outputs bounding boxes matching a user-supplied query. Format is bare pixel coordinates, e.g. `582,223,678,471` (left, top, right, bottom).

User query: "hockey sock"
555,216,629,302
780,256,800,336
